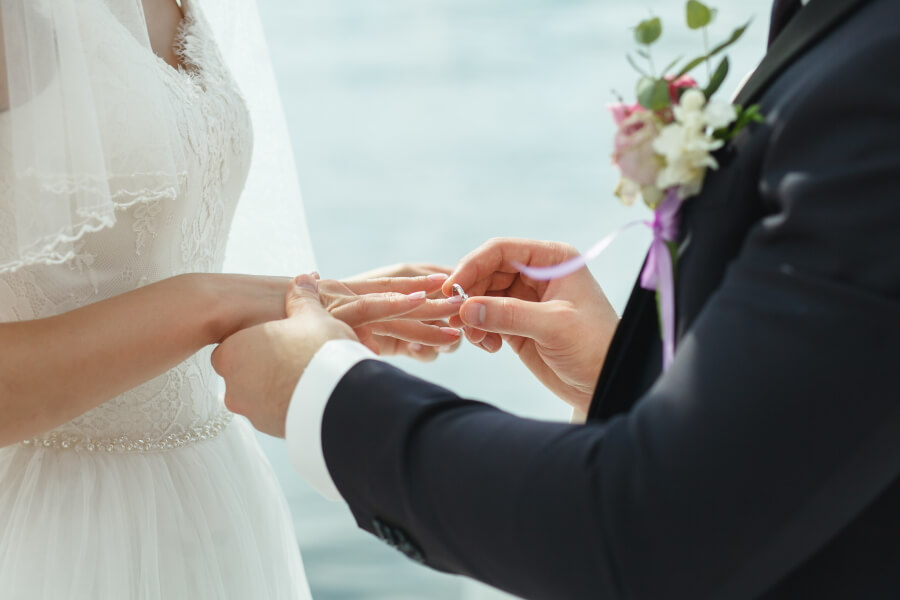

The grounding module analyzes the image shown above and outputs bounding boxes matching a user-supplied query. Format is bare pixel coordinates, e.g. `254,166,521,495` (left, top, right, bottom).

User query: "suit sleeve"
322,19,900,600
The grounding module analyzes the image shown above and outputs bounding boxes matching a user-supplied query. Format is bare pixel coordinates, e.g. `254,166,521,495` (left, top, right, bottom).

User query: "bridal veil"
0,0,315,276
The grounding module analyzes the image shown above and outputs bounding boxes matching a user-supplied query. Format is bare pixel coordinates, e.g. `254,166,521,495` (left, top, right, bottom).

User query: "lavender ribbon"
640,188,680,369
515,187,681,371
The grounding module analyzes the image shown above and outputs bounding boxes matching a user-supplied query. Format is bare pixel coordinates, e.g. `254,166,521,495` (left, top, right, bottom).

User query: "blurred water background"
250,1,766,598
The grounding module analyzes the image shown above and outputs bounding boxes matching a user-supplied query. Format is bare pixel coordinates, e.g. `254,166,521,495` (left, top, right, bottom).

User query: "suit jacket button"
372,517,426,562
393,529,426,564
372,518,395,546
405,546,426,565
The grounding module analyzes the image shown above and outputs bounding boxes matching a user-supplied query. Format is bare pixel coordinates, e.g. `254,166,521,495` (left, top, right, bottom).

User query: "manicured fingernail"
447,295,465,305
311,271,321,280
481,337,500,352
463,302,486,326
407,291,427,301
440,327,462,338
438,345,453,353
409,343,423,352
294,274,317,291
428,273,449,281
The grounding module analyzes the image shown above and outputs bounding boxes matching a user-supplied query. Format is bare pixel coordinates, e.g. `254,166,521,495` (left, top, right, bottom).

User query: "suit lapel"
587,0,870,422
587,278,661,421
734,0,868,106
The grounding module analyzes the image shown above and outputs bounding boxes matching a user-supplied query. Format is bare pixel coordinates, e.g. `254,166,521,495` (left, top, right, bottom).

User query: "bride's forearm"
0,273,289,447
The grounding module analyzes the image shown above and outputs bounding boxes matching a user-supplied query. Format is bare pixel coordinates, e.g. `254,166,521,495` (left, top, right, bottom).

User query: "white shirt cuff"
285,339,378,501
570,408,588,425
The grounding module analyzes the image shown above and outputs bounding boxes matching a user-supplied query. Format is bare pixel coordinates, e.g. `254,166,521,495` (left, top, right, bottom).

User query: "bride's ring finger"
369,321,462,347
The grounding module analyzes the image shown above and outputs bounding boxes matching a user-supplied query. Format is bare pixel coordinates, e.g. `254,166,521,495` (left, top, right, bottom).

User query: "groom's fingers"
458,296,563,343
445,238,580,297
368,321,462,347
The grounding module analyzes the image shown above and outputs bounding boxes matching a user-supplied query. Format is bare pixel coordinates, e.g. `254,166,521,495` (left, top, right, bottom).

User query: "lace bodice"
0,3,252,449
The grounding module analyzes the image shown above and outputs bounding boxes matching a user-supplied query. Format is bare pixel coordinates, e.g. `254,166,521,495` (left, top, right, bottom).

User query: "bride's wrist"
170,273,237,345
199,274,293,344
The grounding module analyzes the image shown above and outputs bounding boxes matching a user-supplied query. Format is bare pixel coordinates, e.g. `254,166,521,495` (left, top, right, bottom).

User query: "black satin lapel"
587,281,659,422
734,0,868,106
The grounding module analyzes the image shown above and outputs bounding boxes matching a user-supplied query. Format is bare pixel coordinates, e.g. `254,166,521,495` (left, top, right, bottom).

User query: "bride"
0,0,461,597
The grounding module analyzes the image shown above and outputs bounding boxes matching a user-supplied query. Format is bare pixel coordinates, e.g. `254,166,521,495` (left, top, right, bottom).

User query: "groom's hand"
444,238,619,414
212,275,357,438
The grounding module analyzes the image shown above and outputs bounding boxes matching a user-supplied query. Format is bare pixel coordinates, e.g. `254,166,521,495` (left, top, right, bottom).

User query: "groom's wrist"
285,339,378,501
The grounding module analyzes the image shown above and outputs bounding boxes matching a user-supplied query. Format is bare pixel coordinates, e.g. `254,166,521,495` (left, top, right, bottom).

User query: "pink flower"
612,110,662,186
607,102,642,126
666,74,698,104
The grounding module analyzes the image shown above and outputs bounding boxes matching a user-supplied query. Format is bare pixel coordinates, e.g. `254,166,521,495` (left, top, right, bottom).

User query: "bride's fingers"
368,336,442,362
407,343,440,362
353,325,384,355
404,320,461,357
368,320,462,347
329,291,428,325
400,297,464,321
330,293,462,326
341,273,449,296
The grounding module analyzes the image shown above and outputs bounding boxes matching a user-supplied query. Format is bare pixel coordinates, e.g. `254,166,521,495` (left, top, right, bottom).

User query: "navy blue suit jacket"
321,1,900,597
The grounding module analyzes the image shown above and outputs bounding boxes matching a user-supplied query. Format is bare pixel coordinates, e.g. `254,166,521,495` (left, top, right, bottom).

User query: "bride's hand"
316,274,463,355
203,274,296,343
337,264,463,358
362,321,463,362
206,271,462,357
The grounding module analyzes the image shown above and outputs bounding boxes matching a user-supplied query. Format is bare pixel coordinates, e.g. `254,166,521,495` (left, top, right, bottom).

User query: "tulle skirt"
0,418,312,599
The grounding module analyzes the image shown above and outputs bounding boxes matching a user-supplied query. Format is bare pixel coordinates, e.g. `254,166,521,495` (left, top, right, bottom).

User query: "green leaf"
686,0,714,29
653,242,681,328
634,17,663,45
703,56,729,98
714,103,765,141
746,104,765,123
661,55,684,76
708,21,750,57
677,55,707,78
666,240,680,277
637,77,671,111
734,104,765,129
627,53,650,77
675,21,751,77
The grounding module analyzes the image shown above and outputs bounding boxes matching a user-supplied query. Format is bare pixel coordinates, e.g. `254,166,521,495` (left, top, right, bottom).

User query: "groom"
213,0,900,598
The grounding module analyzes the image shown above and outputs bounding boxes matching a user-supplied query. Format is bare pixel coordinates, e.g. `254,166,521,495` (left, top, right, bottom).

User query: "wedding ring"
451,284,469,301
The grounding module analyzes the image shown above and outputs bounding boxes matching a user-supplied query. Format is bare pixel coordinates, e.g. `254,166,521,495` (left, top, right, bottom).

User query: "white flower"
651,88,736,199
672,90,737,132
681,88,707,112
615,178,665,209
640,184,665,209
653,121,723,193
703,100,738,131
673,89,707,128
615,178,641,206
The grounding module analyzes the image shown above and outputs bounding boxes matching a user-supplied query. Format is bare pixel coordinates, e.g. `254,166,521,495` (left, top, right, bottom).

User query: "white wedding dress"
0,3,312,598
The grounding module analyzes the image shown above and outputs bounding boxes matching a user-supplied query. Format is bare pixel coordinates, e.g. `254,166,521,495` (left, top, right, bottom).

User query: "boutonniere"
517,2,763,370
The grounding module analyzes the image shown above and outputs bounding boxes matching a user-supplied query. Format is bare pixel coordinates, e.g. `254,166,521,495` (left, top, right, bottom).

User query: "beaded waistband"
21,410,234,453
